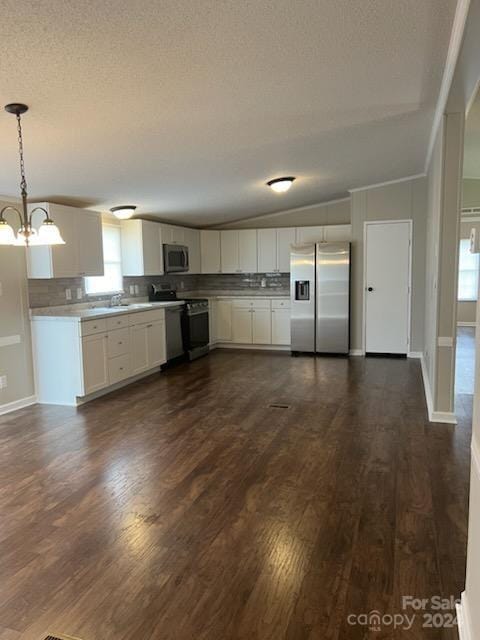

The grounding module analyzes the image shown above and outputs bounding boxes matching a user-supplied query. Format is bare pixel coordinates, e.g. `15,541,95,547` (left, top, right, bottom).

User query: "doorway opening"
455,89,480,415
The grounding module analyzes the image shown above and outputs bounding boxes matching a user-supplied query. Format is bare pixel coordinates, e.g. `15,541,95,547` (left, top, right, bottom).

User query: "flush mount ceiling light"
110,205,137,220
0,103,65,247
266,176,296,193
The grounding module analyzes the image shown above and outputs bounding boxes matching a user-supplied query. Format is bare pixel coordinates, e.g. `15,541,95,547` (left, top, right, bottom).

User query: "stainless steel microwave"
163,244,189,273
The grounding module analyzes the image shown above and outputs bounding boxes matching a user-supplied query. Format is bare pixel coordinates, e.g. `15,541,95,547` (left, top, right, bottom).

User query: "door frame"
362,219,413,355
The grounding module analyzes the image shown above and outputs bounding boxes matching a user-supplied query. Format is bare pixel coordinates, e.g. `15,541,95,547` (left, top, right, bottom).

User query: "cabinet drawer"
106,314,130,330
272,299,291,309
81,318,107,336
232,298,271,309
129,308,166,326
108,353,131,385
107,327,130,358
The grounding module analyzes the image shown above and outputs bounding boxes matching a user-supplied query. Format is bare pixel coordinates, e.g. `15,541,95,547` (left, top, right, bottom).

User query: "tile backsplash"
28,273,290,308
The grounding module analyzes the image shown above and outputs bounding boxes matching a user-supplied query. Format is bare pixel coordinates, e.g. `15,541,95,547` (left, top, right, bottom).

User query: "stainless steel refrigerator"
290,242,350,354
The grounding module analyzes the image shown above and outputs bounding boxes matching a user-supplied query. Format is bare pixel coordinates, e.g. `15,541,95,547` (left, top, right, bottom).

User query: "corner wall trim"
0,395,37,416
348,173,426,194
349,349,364,356
472,437,480,479
408,351,422,358
420,355,457,424
424,0,471,171
457,592,472,640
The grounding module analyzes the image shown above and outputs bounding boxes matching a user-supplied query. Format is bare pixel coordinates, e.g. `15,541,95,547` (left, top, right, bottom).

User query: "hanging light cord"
16,112,28,200
0,109,51,237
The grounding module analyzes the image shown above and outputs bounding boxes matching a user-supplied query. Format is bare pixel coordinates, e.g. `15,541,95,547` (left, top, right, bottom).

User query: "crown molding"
424,0,471,172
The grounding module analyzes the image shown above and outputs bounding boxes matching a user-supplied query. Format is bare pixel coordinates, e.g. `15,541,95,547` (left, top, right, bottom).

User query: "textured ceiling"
0,0,456,226
465,98,480,178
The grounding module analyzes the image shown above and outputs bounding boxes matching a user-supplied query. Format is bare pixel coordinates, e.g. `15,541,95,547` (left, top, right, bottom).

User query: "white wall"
0,201,35,412
442,0,480,636
218,198,350,229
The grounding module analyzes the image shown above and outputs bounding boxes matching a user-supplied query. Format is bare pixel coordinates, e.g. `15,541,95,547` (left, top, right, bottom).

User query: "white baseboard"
458,321,476,327
430,410,458,424
408,351,422,358
420,355,457,424
349,349,364,356
214,343,290,351
0,395,37,416
457,592,472,640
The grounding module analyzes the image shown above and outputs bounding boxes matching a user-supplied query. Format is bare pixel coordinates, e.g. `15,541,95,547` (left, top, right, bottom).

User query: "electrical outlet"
65,288,72,300
0,375,7,390
129,285,135,295
76,288,83,300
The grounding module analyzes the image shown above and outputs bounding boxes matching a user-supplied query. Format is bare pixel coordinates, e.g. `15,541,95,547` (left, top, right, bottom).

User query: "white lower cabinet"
130,323,150,375
215,300,233,341
233,308,253,343
82,333,109,395
147,320,167,367
272,309,291,345
214,298,286,346
130,313,166,374
252,309,271,344
108,353,131,385
32,308,167,406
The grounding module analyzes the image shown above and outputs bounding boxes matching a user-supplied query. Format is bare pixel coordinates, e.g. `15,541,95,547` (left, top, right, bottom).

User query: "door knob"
367,287,374,292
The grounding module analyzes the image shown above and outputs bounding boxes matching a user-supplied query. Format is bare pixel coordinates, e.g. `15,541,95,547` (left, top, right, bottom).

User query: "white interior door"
365,221,411,354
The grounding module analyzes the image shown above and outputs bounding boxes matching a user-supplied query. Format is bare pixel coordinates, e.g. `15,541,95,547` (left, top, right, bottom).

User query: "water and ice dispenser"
295,280,310,301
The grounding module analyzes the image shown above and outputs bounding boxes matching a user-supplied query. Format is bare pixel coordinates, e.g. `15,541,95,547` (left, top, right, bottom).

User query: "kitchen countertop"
30,300,184,322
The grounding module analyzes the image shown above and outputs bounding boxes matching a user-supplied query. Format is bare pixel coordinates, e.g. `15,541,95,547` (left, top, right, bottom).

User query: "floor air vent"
44,635,82,640
269,403,290,409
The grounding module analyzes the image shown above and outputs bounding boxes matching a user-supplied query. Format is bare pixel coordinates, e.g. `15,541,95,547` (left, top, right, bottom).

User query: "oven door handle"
186,309,209,317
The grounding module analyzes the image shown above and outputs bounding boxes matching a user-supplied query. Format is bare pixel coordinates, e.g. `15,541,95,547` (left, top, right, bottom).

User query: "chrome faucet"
110,293,123,307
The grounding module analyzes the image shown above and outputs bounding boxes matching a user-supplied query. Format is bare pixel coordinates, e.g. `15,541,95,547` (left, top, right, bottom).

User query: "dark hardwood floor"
0,350,471,639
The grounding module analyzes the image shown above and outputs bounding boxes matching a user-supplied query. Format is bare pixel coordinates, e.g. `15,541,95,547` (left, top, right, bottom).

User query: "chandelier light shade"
0,103,65,247
266,176,296,193
110,205,137,220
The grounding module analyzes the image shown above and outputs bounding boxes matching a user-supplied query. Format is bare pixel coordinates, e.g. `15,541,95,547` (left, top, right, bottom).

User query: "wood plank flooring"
0,350,471,639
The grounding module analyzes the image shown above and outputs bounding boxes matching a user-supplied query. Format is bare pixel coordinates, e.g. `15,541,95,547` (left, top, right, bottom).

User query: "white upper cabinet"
220,231,239,273
323,224,352,241
257,229,277,272
161,224,185,245
220,230,257,273
296,226,324,243
277,228,297,272
27,203,103,279
200,230,221,273
238,230,257,272
258,227,296,273
184,227,201,273
121,219,163,276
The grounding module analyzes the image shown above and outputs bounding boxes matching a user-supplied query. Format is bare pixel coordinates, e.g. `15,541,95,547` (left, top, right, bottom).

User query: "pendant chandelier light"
0,103,65,246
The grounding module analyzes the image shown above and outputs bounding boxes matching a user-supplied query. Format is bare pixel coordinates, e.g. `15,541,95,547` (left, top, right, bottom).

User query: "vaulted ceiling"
0,0,457,226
